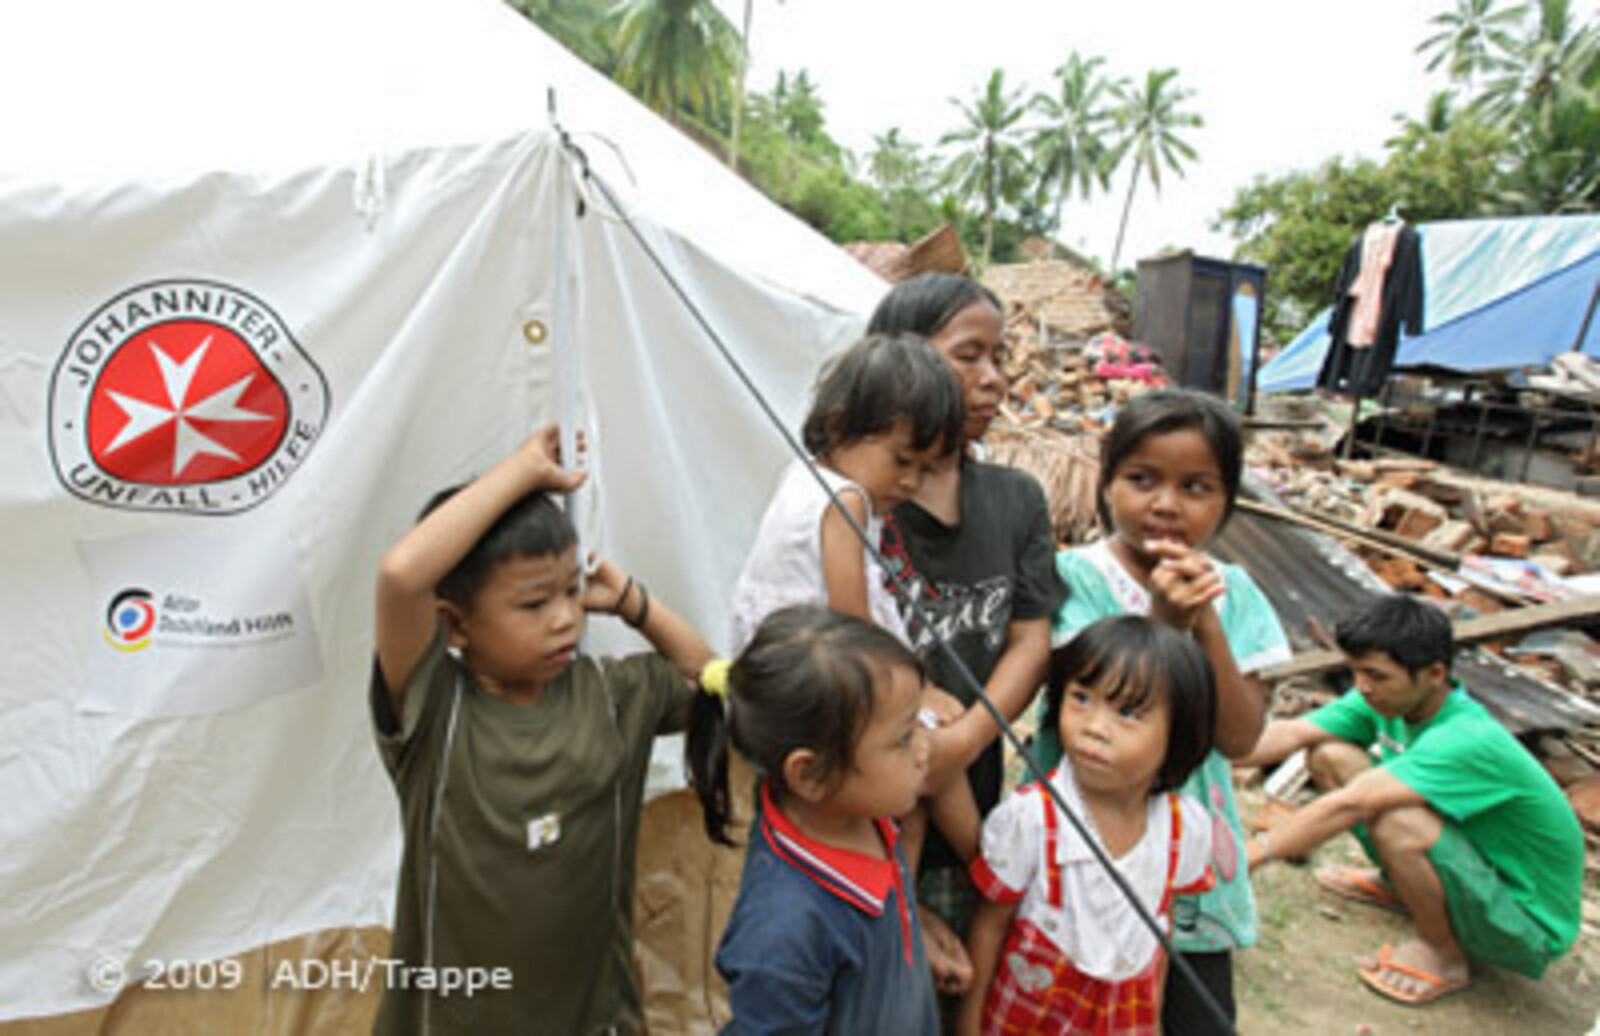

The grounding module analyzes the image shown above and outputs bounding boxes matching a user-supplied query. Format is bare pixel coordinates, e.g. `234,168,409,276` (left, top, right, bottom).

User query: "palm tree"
1416,0,1528,87
1107,68,1202,273
1385,90,1459,150
1476,0,1598,124
868,128,940,239
1474,0,1600,210
774,69,829,150
611,0,741,128
1030,53,1118,255
867,128,922,188
941,69,1030,269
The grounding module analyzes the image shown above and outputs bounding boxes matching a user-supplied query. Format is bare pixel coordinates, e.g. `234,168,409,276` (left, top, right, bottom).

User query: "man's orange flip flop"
1358,945,1470,1006
1315,865,1405,914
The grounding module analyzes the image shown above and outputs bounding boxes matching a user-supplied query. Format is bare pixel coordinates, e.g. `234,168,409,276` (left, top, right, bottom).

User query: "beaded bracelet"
612,575,635,618
628,582,651,629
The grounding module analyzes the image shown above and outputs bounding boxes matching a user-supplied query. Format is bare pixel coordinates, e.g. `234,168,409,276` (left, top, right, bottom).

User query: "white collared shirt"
975,766,1213,980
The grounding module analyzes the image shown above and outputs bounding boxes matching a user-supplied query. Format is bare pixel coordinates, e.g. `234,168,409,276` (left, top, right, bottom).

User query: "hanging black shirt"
1318,222,1424,399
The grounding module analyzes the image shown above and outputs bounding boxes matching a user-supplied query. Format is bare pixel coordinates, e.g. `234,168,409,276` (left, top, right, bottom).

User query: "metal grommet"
523,319,547,346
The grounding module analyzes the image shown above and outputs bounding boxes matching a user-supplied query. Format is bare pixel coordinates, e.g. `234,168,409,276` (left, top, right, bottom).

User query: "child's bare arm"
583,558,714,679
1196,615,1267,757
957,898,1017,1036
1146,540,1265,757
818,490,872,621
375,426,584,703
927,773,982,864
898,804,929,876
925,617,1051,785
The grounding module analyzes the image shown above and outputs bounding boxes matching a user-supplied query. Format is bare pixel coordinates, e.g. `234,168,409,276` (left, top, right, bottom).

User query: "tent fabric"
1259,215,1600,392
0,0,885,317
1401,247,1599,369
0,0,886,1021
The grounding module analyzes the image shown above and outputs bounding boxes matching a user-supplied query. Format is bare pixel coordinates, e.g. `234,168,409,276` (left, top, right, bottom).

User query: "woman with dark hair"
868,273,1069,1002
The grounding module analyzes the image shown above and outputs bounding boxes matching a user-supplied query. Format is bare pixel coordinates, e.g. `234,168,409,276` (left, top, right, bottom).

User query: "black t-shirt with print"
883,458,1067,871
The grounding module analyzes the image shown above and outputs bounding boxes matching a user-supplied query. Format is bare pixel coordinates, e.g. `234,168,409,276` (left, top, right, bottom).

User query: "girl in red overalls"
958,616,1218,1035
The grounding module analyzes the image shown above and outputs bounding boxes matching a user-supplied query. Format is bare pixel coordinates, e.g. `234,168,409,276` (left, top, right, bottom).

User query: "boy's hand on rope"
1145,539,1224,633
515,423,588,494
580,555,628,614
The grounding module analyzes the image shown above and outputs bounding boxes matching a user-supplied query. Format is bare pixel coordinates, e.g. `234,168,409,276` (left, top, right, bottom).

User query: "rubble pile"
993,314,1167,432
1246,407,1600,852
1248,431,1600,591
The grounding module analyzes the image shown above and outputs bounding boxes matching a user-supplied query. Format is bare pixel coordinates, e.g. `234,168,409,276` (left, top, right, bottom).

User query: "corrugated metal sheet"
1215,500,1600,736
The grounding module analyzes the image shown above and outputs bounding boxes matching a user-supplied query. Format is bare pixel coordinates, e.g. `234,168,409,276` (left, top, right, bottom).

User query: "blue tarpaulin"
1259,215,1600,392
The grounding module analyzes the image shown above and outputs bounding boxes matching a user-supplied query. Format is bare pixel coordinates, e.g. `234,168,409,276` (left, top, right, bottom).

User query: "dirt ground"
1233,784,1600,1036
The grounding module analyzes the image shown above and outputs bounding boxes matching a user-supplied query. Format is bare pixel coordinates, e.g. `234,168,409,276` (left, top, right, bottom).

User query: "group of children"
368,273,1503,1034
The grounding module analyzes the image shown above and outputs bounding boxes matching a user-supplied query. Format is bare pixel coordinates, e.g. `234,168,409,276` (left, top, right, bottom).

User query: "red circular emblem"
87,319,290,485
49,280,329,515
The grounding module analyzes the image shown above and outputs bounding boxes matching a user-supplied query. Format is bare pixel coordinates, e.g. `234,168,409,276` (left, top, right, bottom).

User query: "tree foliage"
866,129,945,242
512,1,1161,268
515,0,1594,317
609,0,740,126
1220,0,1598,343
509,0,619,71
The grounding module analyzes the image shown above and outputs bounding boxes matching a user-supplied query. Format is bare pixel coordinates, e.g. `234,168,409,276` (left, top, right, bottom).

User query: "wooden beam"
1238,497,1535,605
1238,497,1461,570
1262,594,1600,682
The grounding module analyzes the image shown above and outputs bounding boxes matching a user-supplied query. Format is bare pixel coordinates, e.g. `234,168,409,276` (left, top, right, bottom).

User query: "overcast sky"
711,0,1449,268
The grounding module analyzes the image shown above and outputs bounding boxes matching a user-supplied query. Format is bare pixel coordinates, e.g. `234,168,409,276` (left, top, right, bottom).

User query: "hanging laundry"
1318,221,1424,399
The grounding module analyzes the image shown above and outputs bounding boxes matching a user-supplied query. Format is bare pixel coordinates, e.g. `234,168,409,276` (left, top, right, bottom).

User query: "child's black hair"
1043,615,1216,795
800,332,964,460
1335,593,1454,677
418,485,577,608
686,605,924,846
1097,388,1243,530
866,272,1003,338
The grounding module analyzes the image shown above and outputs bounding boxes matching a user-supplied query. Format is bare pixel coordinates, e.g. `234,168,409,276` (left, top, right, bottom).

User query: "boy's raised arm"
375,426,585,702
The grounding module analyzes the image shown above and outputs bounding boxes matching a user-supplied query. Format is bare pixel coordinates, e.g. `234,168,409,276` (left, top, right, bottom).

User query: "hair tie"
700,659,733,699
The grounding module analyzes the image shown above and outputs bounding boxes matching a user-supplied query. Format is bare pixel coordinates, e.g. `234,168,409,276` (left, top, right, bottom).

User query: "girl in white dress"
730,332,964,653
960,615,1217,1035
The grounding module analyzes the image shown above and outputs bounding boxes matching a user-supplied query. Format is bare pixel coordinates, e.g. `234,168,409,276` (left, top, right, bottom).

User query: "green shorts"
1355,820,1560,978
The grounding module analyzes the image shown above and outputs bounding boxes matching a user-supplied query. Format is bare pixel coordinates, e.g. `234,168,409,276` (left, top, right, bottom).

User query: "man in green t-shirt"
1243,594,1583,1006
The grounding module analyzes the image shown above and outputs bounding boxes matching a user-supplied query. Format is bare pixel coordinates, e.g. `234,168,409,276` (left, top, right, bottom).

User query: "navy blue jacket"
716,786,939,1035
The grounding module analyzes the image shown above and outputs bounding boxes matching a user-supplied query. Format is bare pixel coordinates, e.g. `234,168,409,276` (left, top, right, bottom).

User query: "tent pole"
1571,280,1600,354
549,93,588,567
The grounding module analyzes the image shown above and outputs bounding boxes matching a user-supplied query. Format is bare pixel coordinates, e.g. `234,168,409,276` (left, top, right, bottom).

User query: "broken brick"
1523,509,1555,543
1395,508,1445,540
1421,520,1476,554
1490,532,1532,558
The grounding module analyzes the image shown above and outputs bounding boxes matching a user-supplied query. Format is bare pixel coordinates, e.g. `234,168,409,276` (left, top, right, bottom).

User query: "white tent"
0,0,884,1023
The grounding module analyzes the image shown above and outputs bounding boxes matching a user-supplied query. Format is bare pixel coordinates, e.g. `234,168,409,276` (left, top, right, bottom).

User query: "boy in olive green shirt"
371,426,714,1034
1244,594,1582,1006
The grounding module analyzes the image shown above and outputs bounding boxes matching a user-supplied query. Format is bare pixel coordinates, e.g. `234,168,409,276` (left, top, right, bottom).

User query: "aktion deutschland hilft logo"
48,280,329,515
104,588,157,652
